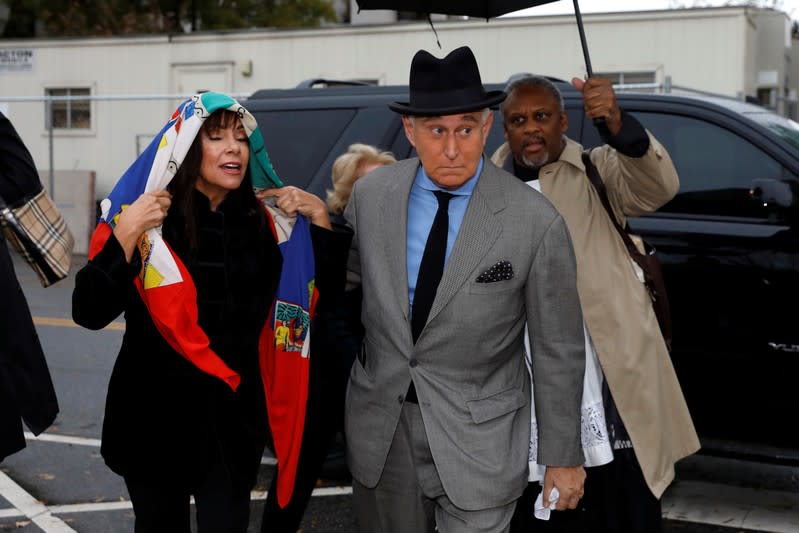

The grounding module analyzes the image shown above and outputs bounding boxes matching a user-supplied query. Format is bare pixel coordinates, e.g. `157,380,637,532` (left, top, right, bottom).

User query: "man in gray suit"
343,46,587,532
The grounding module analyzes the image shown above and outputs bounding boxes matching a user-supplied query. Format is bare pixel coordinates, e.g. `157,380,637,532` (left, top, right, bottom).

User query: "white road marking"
32,316,125,331
261,455,277,465
24,432,102,447
0,471,78,532
249,485,354,501
49,501,132,514
0,486,354,518
24,431,278,463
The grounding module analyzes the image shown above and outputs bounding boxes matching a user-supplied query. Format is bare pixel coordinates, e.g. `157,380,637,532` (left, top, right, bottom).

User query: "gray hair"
501,74,565,114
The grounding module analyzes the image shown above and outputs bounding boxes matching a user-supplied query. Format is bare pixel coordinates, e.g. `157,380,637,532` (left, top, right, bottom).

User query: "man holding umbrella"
343,46,587,532
493,75,700,532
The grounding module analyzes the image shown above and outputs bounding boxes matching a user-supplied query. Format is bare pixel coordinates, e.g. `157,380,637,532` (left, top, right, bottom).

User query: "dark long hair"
166,109,260,252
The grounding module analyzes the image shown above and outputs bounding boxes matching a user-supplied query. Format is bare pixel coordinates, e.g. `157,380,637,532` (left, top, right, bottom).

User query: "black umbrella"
355,0,597,77
355,0,605,129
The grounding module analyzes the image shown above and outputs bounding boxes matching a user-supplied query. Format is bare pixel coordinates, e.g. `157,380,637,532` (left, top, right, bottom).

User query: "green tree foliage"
199,0,336,30
1,0,337,38
2,0,38,37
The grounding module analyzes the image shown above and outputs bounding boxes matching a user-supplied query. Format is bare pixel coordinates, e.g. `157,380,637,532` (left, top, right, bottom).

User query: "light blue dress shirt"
407,157,484,311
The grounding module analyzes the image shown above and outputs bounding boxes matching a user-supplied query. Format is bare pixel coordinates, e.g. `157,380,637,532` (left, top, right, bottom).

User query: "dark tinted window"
254,109,356,189
486,116,507,155
635,111,782,218
389,130,414,160
749,111,799,151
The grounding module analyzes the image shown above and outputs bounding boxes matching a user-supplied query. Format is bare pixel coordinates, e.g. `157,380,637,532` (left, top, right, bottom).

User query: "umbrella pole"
573,0,593,77
572,0,609,132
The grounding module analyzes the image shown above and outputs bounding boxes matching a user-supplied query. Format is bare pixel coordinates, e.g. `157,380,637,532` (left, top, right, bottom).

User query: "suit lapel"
379,159,417,320
428,161,504,322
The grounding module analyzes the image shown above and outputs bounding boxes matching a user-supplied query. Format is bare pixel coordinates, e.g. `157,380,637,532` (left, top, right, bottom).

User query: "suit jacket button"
409,359,418,368
397,395,404,404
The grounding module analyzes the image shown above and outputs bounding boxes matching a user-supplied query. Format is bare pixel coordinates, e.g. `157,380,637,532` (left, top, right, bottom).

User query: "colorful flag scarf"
260,201,317,508
88,92,314,507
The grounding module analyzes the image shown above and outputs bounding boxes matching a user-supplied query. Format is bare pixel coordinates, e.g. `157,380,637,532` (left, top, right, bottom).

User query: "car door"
583,98,799,457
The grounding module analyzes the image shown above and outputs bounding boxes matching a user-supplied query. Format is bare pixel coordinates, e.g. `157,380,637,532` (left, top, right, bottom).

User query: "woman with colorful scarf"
72,93,350,532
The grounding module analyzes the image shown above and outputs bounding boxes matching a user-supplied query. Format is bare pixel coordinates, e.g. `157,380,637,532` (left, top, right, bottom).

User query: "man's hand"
543,465,586,510
571,77,622,136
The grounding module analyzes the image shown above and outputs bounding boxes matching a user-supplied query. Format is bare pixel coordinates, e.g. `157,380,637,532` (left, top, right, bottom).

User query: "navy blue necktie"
411,190,453,344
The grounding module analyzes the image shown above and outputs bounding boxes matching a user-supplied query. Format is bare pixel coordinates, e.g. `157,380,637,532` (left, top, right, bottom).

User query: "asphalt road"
2,250,798,533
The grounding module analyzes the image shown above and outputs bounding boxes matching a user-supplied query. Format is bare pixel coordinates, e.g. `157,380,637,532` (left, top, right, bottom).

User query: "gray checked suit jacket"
343,157,586,511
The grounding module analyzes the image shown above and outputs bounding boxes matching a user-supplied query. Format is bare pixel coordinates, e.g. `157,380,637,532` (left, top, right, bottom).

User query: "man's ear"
481,111,494,146
484,110,494,129
561,111,569,134
401,115,416,147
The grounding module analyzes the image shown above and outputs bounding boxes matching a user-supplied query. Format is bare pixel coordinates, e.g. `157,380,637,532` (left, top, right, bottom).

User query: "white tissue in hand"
533,486,559,520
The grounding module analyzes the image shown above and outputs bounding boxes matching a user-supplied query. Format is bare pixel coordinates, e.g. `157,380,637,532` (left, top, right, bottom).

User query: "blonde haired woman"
326,143,397,215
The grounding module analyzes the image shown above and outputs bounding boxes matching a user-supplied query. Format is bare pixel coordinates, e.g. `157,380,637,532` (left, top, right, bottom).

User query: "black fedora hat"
389,46,506,116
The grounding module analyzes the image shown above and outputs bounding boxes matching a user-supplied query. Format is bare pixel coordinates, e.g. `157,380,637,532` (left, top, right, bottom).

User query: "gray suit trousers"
352,402,517,533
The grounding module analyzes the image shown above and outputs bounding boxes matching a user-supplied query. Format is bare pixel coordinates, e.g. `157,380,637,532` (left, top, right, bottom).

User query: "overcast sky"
503,1,799,18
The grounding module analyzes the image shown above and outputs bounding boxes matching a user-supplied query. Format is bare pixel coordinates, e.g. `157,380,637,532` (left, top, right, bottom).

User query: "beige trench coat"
492,134,700,498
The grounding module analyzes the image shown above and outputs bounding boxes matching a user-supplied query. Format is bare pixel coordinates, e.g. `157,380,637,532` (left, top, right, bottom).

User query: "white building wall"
0,7,791,200
583,9,751,95
348,0,396,24
754,9,793,113
790,37,799,117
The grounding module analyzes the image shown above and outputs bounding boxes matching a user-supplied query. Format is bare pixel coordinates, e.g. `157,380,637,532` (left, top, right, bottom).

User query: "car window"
486,117,507,156
747,111,799,151
389,129,414,160
635,111,783,219
254,109,356,189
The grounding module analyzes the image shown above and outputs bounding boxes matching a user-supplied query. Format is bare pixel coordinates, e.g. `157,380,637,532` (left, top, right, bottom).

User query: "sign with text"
0,49,34,72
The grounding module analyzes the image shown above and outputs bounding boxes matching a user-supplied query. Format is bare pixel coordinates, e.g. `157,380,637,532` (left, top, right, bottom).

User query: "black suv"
245,80,799,463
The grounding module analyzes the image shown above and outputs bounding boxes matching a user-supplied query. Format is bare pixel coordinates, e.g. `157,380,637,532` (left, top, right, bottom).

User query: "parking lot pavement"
2,450,787,533
2,251,799,533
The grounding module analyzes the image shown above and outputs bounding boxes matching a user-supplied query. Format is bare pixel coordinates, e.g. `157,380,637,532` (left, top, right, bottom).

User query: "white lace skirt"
525,323,614,482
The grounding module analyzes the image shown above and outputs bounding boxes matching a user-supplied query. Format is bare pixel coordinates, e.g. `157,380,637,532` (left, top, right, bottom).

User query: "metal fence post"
45,96,54,196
